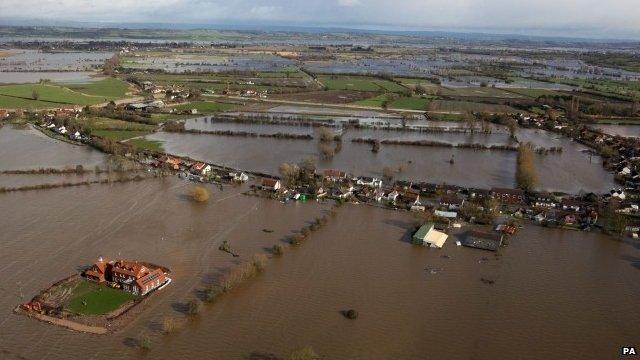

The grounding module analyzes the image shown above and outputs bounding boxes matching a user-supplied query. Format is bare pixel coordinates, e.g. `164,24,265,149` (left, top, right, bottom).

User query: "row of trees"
516,142,538,191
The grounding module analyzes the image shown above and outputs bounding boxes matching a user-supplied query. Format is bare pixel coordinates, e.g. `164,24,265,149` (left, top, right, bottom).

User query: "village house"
385,189,400,203
260,178,281,191
323,169,347,181
355,176,383,188
439,194,464,211
491,188,525,205
190,162,212,176
229,172,249,182
560,198,586,212
162,156,182,170
399,190,421,206
333,185,354,199
412,223,448,248
531,192,557,208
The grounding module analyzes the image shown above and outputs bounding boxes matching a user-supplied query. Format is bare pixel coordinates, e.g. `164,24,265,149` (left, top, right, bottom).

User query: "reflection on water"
148,124,614,193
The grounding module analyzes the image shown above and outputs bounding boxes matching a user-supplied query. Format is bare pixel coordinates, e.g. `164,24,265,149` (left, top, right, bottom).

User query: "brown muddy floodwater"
0,126,106,171
0,179,639,359
148,123,615,193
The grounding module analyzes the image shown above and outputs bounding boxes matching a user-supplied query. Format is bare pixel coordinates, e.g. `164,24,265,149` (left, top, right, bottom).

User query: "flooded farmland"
0,182,638,359
0,126,106,171
149,121,615,193
590,124,640,138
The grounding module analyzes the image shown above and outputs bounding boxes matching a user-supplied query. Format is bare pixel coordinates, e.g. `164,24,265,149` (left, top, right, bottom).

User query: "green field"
65,78,131,98
0,78,131,109
389,96,430,110
173,101,235,113
82,117,154,131
91,129,151,141
65,280,136,315
128,138,164,151
353,94,389,107
318,75,408,93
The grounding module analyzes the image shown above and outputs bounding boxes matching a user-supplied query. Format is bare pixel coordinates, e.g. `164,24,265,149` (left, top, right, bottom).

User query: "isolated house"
111,260,166,296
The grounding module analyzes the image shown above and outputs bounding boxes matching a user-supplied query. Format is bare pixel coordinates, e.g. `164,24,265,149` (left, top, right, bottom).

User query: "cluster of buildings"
83,257,170,296
145,154,249,184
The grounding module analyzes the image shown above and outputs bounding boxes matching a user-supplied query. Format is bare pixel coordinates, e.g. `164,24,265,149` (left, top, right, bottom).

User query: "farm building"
413,223,448,248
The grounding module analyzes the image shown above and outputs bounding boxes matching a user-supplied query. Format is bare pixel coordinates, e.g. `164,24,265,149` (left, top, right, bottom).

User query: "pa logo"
622,347,637,356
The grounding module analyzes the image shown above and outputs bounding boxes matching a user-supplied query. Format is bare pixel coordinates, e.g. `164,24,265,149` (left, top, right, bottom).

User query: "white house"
230,172,249,182
356,176,383,188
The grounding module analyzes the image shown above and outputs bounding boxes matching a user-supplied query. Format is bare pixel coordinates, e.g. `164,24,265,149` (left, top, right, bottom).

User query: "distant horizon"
1,0,640,41
2,20,640,44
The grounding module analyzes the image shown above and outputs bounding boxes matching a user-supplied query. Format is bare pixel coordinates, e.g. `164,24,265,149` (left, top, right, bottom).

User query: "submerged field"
0,178,638,359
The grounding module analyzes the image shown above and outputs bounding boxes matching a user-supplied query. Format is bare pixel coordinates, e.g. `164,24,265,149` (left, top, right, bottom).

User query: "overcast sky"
2,0,640,39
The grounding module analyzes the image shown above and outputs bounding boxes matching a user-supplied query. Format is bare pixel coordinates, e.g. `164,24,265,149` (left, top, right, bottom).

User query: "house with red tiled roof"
84,258,168,296
111,260,166,296
83,257,110,283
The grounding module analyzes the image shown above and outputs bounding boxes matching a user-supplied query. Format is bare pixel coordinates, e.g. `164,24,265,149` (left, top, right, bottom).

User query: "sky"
2,0,640,39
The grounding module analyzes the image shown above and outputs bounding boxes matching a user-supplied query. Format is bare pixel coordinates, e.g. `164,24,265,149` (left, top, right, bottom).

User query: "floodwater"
0,49,111,72
590,124,640,138
0,126,106,171
0,71,99,84
147,124,615,193
0,183,638,359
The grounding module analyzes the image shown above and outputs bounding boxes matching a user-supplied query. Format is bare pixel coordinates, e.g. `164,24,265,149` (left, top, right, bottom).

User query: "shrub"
252,254,268,272
272,244,283,256
191,186,210,202
290,234,304,245
204,285,224,303
161,316,178,334
138,333,151,350
289,347,320,360
300,227,310,236
187,299,202,316
343,309,359,319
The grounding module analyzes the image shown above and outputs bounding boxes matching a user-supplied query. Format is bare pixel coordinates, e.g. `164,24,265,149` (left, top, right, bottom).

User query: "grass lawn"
173,101,234,113
65,78,131,99
92,129,151,141
65,280,136,315
128,138,164,151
